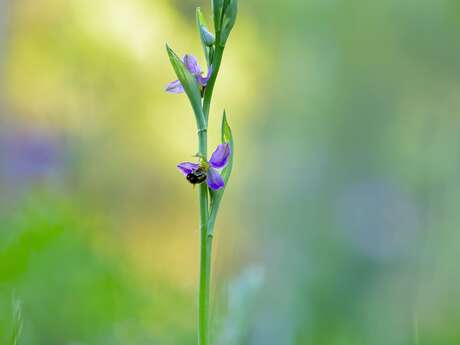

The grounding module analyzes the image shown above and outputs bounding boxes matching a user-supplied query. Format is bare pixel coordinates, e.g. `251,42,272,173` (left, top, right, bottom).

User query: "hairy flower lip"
177,143,231,190
165,54,212,94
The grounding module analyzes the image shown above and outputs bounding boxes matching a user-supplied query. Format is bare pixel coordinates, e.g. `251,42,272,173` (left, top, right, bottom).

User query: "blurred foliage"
1,0,460,344
0,194,196,344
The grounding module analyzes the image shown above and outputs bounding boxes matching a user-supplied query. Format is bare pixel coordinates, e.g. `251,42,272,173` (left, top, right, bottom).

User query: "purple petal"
183,54,201,75
177,162,199,176
197,65,213,86
166,80,184,94
207,168,225,190
208,143,231,169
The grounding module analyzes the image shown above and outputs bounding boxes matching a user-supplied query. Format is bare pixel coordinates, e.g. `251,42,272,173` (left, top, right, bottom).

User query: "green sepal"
207,110,234,237
165,44,206,130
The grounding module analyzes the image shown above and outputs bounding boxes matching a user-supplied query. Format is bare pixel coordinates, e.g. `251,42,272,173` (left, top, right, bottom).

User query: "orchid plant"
165,1,237,345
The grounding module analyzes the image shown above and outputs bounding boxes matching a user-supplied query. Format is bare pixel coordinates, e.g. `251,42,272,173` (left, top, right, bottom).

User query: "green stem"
203,45,224,119
198,203,212,345
198,128,210,345
197,42,225,345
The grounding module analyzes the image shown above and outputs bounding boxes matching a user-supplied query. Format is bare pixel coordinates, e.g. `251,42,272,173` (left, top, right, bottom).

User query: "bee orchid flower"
166,54,212,94
177,143,231,190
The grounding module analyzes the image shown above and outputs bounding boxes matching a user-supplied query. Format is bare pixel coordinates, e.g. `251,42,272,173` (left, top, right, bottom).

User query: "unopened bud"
200,25,215,46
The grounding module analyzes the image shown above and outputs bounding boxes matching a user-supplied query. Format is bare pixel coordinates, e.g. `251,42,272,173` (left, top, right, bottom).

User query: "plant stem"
198,128,210,345
203,45,224,120
197,42,225,345
198,201,212,345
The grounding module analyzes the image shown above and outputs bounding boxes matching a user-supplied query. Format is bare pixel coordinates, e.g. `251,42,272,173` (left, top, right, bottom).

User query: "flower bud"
200,25,215,46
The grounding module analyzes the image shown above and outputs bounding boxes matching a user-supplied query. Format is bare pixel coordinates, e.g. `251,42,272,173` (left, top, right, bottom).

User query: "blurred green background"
1,0,460,344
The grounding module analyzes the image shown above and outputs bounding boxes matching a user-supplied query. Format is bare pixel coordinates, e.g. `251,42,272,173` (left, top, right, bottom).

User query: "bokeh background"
1,0,460,344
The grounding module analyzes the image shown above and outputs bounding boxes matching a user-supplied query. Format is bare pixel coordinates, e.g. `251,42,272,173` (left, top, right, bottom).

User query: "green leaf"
10,296,22,345
165,44,206,130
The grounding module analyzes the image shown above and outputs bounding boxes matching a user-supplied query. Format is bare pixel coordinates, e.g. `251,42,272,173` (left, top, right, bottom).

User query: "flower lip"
186,168,207,184
196,65,212,87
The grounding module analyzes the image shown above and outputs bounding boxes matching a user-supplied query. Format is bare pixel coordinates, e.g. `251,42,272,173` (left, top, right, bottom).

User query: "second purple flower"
166,54,212,94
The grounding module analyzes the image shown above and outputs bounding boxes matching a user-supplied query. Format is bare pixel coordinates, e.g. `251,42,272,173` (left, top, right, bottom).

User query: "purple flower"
177,143,231,190
166,54,212,94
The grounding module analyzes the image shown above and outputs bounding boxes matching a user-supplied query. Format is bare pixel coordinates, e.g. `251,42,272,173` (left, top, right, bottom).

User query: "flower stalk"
165,2,237,344
203,45,224,120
